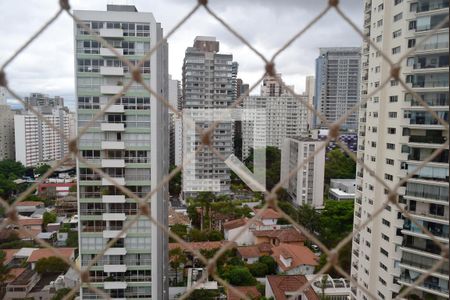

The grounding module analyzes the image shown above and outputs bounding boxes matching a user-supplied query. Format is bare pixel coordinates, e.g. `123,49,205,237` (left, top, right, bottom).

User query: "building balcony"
103,230,127,239
102,213,126,221
104,264,127,273
101,141,125,150
417,0,449,13
100,47,124,57
101,85,123,95
102,177,125,186
101,123,125,132
104,247,127,256
102,195,126,203
400,258,449,277
409,135,446,145
100,66,124,76
102,159,126,168
410,212,449,224
416,41,449,54
100,105,125,113
99,28,124,38
398,276,449,298
104,281,127,290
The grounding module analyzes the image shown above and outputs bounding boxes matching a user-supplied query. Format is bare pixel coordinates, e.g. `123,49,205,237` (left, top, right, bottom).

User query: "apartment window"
372,127,377,133
367,227,372,233
406,57,415,67
380,247,388,257
392,46,401,54
382,219,391,227
394,0,403,4
393,29,402,38
379,277,387,286
409,20,417,30
388,128,396,134
410,2,418,12
394,13,403,22
385,173,393,181
377,19,383,27
376,35,382,42
389,95,398,103
373,96,379,103
375,66,380,73
386,158,394,165
369,185,374,191
366,241,371,247
378,4,384,11
408,39,416,48
382,233,390,242
430,204,445,216
387,143,395,150
389,112,397,118
391,80,399,86
371,141,377,148
378,291,386,299
373,112,378,118
374,81,380,87
371,156,376,162
380,262,388,271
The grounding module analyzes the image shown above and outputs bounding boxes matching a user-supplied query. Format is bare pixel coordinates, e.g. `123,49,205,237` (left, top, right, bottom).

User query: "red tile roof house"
253,208,281,226
237,246,261,264
266,275,319,300
227,286,261,300
223,218,259,246
271,243,318,275
27,247,76,270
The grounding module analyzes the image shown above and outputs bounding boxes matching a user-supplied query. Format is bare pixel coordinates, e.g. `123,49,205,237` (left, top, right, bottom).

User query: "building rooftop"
254,208,281,219
169,241,235,252
9,268,36,286
253,227,306,243
2,249,19,264
106,4,138,12
267,275,320,300
30,273,59,293
15,247,38,258
27,247,75,263
227,286,261,300
16,201,44,207
223,218,248,230
237,246,261,258
271,243,318,272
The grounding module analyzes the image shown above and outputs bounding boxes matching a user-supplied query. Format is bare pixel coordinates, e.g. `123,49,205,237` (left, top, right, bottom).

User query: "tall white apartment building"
74,5,169,299
242,94,308,159
182,36,236,195
0,104,15,161
314,47,361,131
280,137,325,208
14,106,70,167
351,1,448,300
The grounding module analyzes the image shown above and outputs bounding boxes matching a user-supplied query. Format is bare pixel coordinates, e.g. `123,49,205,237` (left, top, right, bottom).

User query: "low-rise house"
254,208,281,226
223,218,256,246
36,232,57,245
168,207,191,228
227,286,261,300
237,246,261,264
15,201,45,217
271,243,318,275
4,269,40,300
305,274,351,300
15,216,43,232
46,222,61,232
266,275,319,300
328,179,356,201
27,247,75,270
252,227,305,247
187,268,218,290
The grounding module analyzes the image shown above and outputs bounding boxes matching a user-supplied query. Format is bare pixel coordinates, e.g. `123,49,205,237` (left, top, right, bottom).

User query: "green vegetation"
324,149,356,183
34,164,52,177
169,165,182,196
169,247,187,285
43,211,57,227
244,146,281,190
51,288,75,300
35,256,69,274
221,265,257,286
0,250,14,293
186,289,220,300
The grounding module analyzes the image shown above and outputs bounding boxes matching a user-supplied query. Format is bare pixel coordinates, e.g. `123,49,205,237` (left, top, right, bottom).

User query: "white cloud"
0,0,363,110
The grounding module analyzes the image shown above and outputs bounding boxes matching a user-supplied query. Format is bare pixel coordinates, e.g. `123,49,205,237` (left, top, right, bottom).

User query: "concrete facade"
74,5,169,299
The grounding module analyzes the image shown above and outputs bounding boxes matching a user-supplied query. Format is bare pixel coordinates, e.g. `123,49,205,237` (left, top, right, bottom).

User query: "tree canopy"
35,256,69,274
221,266,257,286
324,149,356,183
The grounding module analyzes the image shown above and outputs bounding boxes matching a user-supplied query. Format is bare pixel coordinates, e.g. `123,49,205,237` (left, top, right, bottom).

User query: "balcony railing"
416,41,449,51
401,258,449,275
409,135,446,144
399,276,449,295
412,80,449,88
417,1,449,12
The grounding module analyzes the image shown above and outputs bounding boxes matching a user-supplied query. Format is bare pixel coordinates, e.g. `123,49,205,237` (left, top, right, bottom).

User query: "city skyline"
0,0,363,109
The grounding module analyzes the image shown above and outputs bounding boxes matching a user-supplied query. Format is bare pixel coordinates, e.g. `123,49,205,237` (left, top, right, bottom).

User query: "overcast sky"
0,0,363,110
